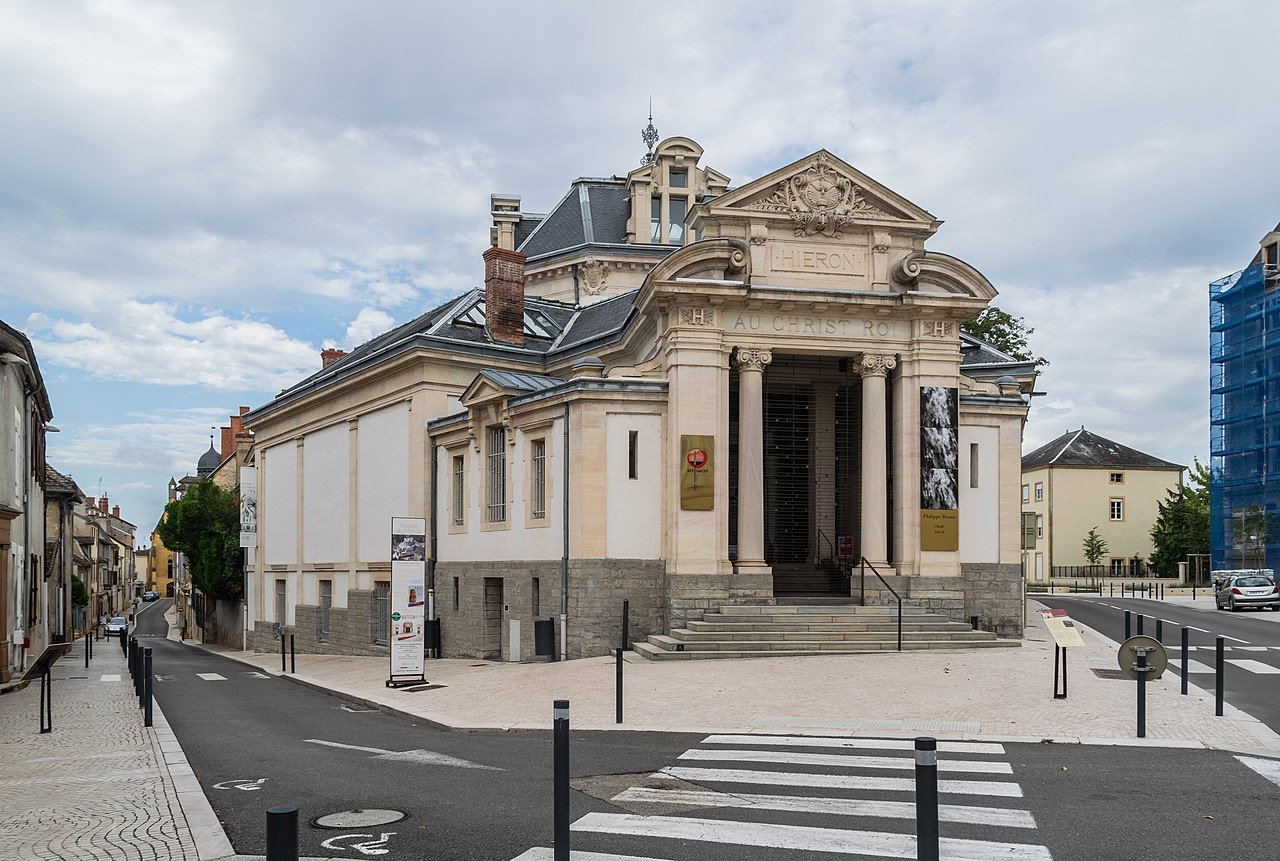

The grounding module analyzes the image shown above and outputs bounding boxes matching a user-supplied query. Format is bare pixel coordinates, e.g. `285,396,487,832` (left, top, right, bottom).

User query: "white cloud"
335,307,396,351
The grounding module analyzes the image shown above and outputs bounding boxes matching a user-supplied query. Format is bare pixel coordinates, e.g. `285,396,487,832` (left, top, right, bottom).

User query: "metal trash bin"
534,618,555,657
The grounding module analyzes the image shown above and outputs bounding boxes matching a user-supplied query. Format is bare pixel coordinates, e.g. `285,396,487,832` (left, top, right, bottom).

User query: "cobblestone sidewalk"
0,631,224,861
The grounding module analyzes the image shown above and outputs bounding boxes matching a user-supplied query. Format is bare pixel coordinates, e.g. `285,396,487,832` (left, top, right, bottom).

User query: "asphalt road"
1037,594,1280,735
132,599,1280,860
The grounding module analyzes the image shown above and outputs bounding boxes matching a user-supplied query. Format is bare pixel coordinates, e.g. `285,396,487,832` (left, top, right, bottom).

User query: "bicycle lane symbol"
320,833,396,856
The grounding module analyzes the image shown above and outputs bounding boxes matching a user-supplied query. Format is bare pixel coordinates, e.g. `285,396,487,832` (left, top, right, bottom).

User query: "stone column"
734,347,772,582
858,353,896,568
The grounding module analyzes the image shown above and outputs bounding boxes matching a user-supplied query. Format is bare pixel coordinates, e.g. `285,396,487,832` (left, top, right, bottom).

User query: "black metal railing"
857,556,902,652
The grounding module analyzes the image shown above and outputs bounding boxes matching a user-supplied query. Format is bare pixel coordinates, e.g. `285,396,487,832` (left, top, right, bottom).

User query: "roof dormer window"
669,197,687,243
669,169,687,188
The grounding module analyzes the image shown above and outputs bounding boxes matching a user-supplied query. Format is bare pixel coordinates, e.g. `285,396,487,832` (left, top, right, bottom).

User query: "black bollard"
281,633,286,673
1124,610,1131,640
1137,614,1144,636
616,648,624,724
1216,637,1225,717
290,634,295,674
1110,583,1114,597
1137,649,1147,738
143,648,153,727
554,699,570,861
1156,618,1163,644
119,627,126,656
265,805,299,861
1181,627,1189,695
84,632,90,669
622,599,630,651
915,737,940,861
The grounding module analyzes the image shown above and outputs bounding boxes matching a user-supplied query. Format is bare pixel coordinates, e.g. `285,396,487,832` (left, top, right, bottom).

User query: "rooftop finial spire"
641,98,658,166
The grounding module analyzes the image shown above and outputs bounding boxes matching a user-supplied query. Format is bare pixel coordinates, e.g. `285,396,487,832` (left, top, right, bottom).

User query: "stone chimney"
490,195,522,251
321,348,347,368
99,496,108,513
484,246,527,347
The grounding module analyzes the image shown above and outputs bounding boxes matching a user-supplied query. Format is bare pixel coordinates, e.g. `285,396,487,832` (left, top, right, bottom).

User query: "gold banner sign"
680,434,715,510
920,509,958,551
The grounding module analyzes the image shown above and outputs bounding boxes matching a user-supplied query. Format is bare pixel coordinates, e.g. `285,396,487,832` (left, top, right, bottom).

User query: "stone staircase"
632,604,1017,660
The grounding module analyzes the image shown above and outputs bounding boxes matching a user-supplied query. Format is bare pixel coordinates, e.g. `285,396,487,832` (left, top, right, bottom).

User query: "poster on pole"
388,516,427,683
239,467,258,549
919,386,960,551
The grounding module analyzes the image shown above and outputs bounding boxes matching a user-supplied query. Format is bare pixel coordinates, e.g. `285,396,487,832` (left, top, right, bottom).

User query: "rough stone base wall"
435,559,666,660
247,588,390,657
864,564,1023,638
665,573,730,633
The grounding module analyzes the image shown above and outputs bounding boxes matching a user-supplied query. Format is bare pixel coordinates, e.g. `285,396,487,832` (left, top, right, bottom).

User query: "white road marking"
196,673,226,681
320,832,395,856
1236,755,1280,788
99,674,121,682
1167,659,1215,674
303,738,501,769
658,766,1023,797
1239,646,1269,652
212,778,268,791
511,850,673,861
245,671,270,678
1226,659,1280,674
679,748,1013,774
700,734,1005,755
570,813,1052,860
1186,626,1212,633
1221,635,1249,644
612,786,1037,828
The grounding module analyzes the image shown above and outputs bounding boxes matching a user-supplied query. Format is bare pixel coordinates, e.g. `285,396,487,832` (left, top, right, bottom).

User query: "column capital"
734,347,773,372
856,353,897,378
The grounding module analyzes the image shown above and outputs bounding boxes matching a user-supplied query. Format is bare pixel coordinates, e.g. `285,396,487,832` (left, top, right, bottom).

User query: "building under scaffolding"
1210,226,1280,570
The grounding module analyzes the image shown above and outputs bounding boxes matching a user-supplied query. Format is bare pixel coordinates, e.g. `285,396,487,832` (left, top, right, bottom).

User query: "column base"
730,562,775,604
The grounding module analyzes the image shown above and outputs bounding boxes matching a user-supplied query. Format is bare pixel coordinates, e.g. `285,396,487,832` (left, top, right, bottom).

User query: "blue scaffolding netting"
1210,262,1279,569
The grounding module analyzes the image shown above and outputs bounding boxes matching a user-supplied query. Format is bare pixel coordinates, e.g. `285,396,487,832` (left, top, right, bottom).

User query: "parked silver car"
1214,575,1280,611
104,616,128,634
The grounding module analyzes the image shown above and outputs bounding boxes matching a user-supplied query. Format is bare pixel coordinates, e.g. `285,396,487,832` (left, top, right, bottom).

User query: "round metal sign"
314,809,407,829
686,449,708,470
1117,635,1168,681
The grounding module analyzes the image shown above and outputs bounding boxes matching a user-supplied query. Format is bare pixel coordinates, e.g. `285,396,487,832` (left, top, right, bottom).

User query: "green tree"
1149,458,1210,576
961,307,1048,367
1236,504,1278,569
156,480,242,601
71,573,89,608
1082,526,1109,566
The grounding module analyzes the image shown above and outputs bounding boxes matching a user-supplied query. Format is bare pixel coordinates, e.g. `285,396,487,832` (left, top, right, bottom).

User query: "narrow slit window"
628,430,638,480
532,577,540,616
650,197,661,242
487,426,507,522
531,439,546,519
453,576,460,611
969,443,979,488
452,454,465,526
668,197,687,243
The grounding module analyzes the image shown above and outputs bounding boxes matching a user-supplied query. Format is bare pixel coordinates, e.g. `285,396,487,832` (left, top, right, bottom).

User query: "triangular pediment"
707,150,939,236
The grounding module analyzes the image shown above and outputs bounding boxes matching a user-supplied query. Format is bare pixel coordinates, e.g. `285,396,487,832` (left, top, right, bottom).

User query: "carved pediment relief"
746,152,889,238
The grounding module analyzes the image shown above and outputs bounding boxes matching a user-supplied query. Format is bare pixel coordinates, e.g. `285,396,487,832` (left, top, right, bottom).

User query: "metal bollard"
1156,618,1163,644
119,628,126,655
914,737,940,861
1216,637,1225,717
1136,649,1148,738
290,634,295,675
281,633,287,673
554,699,570,861
616,649,624,724
143,648,153,727
265,805,299,861
1110,583,1114,597
1137,614,1144,636
1124,610,1131,640
1180,627,1189,695
622,599,630,651
84,632,90,669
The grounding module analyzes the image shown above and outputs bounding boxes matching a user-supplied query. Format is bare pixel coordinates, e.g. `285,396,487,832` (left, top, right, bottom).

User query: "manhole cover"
1091,668,1129,680
314,809,407,829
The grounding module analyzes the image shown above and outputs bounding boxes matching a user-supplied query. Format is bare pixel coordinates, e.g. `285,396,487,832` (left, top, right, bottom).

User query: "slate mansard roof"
515,177,670,265
1021,428,1184,472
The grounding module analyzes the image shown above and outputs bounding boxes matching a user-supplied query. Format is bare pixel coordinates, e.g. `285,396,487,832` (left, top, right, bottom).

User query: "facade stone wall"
248,588,391,657
863,564,1024,638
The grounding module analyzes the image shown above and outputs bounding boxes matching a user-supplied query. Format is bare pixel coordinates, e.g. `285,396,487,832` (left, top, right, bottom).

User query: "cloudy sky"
2,1,1277,540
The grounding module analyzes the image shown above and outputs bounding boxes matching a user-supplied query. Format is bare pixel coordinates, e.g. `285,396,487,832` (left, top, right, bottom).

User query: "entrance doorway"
483,577,503,660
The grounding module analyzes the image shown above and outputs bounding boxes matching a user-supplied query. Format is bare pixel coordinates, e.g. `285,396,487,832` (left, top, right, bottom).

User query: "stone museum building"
243,131,1038,661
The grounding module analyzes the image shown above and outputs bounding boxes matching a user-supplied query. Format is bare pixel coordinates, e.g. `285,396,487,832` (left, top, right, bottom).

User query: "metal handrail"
858,556,902,652
816,528,835,563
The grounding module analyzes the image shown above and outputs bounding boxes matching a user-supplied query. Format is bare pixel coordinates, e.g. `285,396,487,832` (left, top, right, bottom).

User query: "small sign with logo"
680,434,715,511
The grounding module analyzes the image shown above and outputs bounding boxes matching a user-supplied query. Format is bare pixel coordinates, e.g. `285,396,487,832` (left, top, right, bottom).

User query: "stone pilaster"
858,353,896,568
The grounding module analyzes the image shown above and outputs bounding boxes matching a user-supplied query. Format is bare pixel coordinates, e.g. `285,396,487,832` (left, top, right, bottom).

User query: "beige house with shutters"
1022,428,1184,580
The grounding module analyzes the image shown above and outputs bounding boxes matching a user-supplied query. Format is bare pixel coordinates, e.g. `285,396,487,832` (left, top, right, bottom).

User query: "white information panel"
389,516,427,680
239,467,258,549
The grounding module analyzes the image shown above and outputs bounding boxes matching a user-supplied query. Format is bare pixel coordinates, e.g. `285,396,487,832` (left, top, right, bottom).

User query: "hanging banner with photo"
919,386,960,551
239,467,258,549
388,516,427,683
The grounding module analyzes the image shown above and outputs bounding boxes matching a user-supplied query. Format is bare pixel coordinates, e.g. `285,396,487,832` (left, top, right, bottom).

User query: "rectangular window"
650,197,661,242
669,168,687,188
371,582,389,646
1034,482,1043,501
531,439,546,519
1022,484,1030,503
532,577,540,616
486,426,507,522
452,455,465,526
668,197,687,243
1110,497,1125,521
318,580,332,644
1110,472,1124,484
1110,558,1125,576
969,443,979,489
1036,515,1044,538
275,579,286,630
628,430,639,480
452,576,460,611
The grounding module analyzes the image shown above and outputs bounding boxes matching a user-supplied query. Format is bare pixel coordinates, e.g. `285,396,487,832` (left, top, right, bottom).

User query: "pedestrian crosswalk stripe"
570,813,1052,861
511,849,672,861
658,765,1024,797
612,786,1038,829
196,672,227,681
700,734,1005,755
1225,659,1280,674
1236,755,1280,789
1167,658,1215,674
99,674,121,682
679,748,1014,774
1238,646,1268,652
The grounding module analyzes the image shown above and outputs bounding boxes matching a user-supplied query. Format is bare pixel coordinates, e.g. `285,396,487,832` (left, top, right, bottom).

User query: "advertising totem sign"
388,516,427,685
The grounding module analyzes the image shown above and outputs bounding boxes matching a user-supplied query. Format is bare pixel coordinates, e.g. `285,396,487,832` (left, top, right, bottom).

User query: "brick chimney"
220,426,233,459
484,246,527,346
99,496,108,513
321,348,347,368
112,505,120,518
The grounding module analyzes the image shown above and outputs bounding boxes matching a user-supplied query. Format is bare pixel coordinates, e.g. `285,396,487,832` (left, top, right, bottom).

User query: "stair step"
634,640,1019,660
686,620,969,633
670,629,993,643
